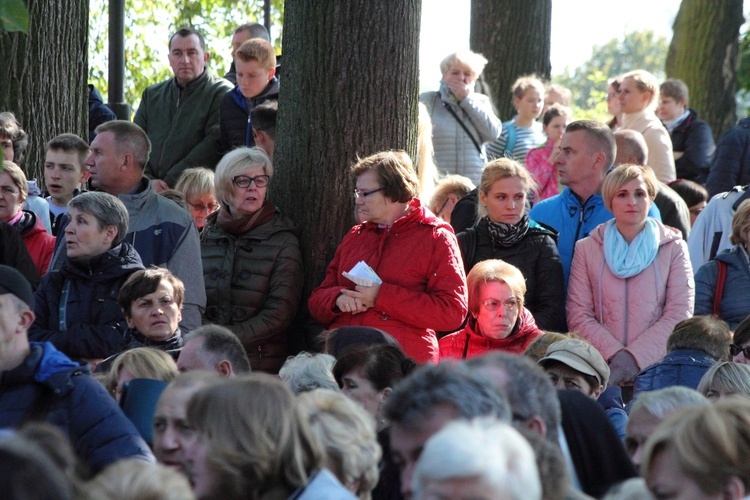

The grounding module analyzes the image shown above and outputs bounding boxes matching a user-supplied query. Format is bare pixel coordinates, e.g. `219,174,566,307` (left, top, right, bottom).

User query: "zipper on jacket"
623,278,629,346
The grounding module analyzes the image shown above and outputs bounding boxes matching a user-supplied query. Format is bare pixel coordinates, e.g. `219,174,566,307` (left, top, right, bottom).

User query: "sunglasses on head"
730,344,750,357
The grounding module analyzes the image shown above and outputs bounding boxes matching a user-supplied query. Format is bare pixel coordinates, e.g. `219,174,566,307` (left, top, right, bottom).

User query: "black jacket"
669,108,715,183
457,218,566,331
219,78,279,154
29,242,144,360
706,117,750,197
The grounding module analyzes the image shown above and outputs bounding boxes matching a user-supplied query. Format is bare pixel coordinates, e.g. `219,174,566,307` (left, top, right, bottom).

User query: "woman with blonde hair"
618,69,675,182
297,389,381,499
420,50,501,185
440,259,543,358
106,347,178,402
456,158,564,330
696,361,750,400
175,167,218,231
567,164,693,389
415,103,439,201
183,374,352,499
643,398,750,499
201,147,302,373
694,199,750,328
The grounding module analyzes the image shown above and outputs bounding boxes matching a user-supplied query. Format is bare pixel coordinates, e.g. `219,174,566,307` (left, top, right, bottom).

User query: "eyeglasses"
481,298,520,313
232,175,270,189
187,201,220,213
730,344,750,357
354,187,384,199
435,197,451,218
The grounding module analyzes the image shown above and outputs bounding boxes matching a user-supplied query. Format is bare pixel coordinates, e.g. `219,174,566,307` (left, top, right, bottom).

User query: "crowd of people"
2,24,750,500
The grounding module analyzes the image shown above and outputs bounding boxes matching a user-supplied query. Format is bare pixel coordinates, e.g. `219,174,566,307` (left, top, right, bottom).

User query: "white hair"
413,418,541,500
630,386,709,419
278,352,339,394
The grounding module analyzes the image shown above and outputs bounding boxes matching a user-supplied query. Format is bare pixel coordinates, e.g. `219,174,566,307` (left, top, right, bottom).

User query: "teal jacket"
134,70,232,186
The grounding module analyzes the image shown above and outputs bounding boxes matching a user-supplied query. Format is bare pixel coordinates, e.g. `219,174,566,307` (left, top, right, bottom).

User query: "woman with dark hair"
667,179,708,227
29,192,144,362
333,344,417,500
308,151,468,363
117,267,185,356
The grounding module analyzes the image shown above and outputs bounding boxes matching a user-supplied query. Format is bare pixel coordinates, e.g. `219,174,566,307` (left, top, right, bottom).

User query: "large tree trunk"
273,0,421,349
470,0,552,120
666,0,743,140
0,0,88,182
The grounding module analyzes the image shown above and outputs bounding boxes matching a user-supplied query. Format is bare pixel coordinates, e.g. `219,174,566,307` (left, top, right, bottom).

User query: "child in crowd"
43,134,90,236
486,75,547,165
525,104,571,202
219,38,279,153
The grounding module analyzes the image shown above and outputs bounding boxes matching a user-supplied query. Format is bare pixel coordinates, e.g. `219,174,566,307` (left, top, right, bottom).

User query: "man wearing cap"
0,265,153,472
539,338,628,439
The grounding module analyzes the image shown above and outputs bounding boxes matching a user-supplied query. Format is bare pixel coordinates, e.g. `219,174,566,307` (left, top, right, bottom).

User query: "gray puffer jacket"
420,90,501,185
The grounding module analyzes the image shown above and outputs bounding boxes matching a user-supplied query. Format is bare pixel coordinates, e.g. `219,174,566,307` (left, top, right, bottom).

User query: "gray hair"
384,362,511,430
697,362,750,399
235,22,270,42
68,191,129,247
279,352,339,394
466,351,561,443
214,147,273,206
183,325,251,374
95,121,151,169
630,386,709,420
413,418,541,500
297,389,381,497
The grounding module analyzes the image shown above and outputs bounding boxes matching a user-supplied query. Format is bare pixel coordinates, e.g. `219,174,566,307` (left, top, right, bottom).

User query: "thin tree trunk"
273,0,421,349
0,0,88,182
666,0,743,140
470,0,552,120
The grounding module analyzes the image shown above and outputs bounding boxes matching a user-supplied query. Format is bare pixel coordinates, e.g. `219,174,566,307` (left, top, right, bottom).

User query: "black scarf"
483,214,530,247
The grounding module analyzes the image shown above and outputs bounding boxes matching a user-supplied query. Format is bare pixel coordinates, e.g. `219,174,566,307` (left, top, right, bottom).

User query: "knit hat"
539,338,610,387
0,265,33,309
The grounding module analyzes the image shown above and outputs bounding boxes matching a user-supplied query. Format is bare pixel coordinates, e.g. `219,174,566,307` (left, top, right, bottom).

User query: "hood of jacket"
2,342,83,394
61,241,144,282
465,307,541,349
14,210,43,237
588,218,682,248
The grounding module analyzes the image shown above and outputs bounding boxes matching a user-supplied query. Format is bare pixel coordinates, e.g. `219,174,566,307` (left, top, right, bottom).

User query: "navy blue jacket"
706,117,750,197
694,245,750,329
633,349,716,398
218,77,279,153
668,108,715,183
29,242,144,360
0,342,153,472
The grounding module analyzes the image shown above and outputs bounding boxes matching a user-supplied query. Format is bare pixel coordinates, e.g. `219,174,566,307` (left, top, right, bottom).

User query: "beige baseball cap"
539,338,610,387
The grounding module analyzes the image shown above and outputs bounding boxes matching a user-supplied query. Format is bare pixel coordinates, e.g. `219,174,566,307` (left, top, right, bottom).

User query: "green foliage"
0,0,28,32
554,30,668,123
88,0,283,115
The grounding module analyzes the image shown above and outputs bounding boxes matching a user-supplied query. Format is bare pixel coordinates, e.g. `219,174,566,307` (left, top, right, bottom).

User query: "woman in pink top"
525,104,570,202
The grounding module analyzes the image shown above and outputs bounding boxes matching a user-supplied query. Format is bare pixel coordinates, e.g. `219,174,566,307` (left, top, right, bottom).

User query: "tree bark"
0,0,88,182
470,0,552,120
273,0,421,349
666,0,743,140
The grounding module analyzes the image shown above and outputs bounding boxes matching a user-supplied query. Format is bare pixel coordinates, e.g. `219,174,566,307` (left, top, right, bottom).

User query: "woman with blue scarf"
567,164,694,389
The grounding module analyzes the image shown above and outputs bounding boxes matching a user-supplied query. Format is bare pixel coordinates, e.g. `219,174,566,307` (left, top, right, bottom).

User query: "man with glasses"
50,120,205,333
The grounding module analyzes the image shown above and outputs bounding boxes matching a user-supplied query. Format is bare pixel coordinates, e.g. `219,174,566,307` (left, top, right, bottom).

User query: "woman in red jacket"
308,151,468,363
440,259,542,359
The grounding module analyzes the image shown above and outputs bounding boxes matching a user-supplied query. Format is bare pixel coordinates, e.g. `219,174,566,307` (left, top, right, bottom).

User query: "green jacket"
134,70,232,186
200,208,303,374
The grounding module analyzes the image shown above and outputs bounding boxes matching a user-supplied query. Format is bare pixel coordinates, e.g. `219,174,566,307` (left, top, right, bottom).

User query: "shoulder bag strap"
713,260,727,317
440,99,483,154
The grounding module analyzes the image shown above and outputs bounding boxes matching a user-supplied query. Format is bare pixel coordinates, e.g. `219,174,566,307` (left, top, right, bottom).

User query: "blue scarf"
603,218,659,278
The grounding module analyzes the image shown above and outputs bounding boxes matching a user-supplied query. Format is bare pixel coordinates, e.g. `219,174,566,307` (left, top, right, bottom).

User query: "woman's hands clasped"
337,283,382,315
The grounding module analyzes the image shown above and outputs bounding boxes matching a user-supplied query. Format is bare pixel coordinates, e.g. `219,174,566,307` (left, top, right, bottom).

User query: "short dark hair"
45,133,90,168
0,111,28,165
332,344,417,391
734,315,750,350
250,100,278,139
566,120,616,169
184,325,251,374
118,267,185,318
384,362,511,431
169,27,206,51
350,150,419,204
95,120,151,169
235,22,270,42
668,179,708,208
